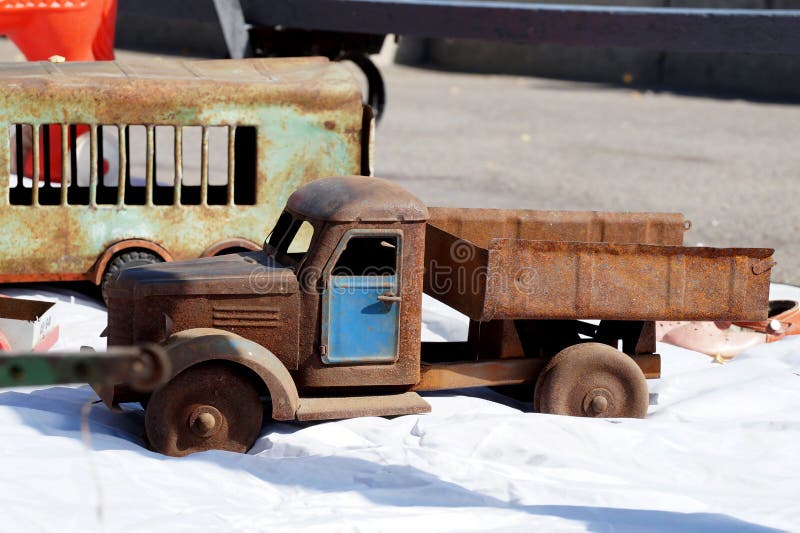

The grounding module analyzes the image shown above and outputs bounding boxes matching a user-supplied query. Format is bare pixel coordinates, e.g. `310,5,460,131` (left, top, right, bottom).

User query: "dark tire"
214,247,250,256
340,52,385,122
145,363,263,457
534,342,649,418
101,250,162,304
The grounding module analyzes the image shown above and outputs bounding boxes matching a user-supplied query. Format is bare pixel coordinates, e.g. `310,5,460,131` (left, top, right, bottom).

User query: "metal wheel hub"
534,342,650,419
188,405,223,438
582,387,613,417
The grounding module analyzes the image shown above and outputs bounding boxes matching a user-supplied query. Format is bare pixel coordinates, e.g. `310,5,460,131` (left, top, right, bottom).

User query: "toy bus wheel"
534,342,649,418
101,250,163,304
145,362,263,457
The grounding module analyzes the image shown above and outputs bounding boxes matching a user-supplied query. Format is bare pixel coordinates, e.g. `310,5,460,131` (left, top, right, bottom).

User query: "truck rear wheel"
145,362,264,457
534,342,649,418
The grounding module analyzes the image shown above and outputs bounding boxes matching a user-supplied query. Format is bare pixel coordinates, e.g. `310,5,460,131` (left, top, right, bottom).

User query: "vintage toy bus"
0,57,373,297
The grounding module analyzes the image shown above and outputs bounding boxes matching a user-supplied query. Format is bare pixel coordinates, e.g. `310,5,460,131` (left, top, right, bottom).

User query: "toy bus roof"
286,176,429,222
0,58,362,123
0,57,345,85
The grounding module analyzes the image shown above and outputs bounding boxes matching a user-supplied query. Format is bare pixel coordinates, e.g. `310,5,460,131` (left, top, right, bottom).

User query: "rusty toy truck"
96,176,772,457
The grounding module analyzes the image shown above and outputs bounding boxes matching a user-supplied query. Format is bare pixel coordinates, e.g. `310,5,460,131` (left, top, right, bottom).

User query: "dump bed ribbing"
424,208,773,322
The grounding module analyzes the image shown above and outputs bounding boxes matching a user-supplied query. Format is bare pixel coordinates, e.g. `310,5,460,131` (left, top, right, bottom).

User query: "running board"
296,392,431,421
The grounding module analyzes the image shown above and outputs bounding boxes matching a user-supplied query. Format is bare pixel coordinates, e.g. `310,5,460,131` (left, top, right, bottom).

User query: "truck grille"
211,304,282,328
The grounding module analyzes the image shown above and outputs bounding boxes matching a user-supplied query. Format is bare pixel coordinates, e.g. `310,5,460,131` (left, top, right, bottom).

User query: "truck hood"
106,251,298,298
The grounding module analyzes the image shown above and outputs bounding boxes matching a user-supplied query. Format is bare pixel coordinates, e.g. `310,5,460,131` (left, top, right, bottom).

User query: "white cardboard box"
0,297,59,351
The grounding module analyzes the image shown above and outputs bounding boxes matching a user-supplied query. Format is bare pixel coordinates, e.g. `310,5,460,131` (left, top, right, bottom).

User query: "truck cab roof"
285,176,429,222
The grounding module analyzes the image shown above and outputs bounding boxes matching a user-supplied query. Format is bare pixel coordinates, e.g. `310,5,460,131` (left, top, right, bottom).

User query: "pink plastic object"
657,321,766,360
657,300,800,359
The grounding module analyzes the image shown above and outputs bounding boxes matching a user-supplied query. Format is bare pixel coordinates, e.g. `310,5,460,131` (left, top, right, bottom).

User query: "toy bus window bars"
9,124,258,207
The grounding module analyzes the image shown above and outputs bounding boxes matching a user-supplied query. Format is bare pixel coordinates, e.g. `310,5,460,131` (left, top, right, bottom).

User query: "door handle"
377,292,402,303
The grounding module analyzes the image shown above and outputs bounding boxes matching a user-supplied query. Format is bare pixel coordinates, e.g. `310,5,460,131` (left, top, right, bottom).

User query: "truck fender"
161,328,299,421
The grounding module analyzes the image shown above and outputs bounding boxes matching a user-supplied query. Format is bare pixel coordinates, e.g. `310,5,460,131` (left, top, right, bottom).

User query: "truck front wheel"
145,362,264,457
534,342,649,418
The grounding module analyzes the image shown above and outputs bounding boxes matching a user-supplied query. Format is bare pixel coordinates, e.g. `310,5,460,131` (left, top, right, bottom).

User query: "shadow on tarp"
0,385,783,533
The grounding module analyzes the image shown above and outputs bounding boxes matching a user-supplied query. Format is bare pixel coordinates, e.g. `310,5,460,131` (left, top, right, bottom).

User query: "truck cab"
103,177,433,456
258,175,429,389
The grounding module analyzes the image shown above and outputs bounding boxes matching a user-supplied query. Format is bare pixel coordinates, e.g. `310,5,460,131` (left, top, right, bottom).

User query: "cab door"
321,230,402,364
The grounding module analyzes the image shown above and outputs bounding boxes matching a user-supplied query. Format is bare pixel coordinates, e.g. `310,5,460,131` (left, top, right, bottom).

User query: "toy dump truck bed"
427,207,689,248
424,208,773,322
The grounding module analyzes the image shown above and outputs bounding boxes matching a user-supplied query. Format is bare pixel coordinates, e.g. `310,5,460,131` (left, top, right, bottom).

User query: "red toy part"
2,0,117,182
0,0,117,62
32,324,60,352
17,124,111,183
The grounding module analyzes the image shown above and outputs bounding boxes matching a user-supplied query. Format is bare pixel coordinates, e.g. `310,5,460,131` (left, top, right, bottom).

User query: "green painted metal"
0,345,169,390
0,355,95,387
0,57,371,283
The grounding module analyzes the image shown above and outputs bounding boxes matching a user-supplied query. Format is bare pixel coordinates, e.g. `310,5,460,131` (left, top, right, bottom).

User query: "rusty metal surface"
106,251,298,298
106,206,427,391
534,343,649,418
104,175,431,393
295,391,430,421
292,218,427,390
425,222,773,322
101,328,301,420
414,358,546,392
428,207,689,249
414,351,659,392
632,353,661,380
467,319,525,360
0,57,368,284
424,209,689,323
0,343,169,391
97,175,782,434
424,224,490,321
286,175,429,222
106,258,303,374
145,361,264,456
159,328,299,421
485,240,773,322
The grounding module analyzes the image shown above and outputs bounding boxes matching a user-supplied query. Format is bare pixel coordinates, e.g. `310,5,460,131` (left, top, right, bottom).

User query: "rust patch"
424,218,772,322
296,392,430,421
